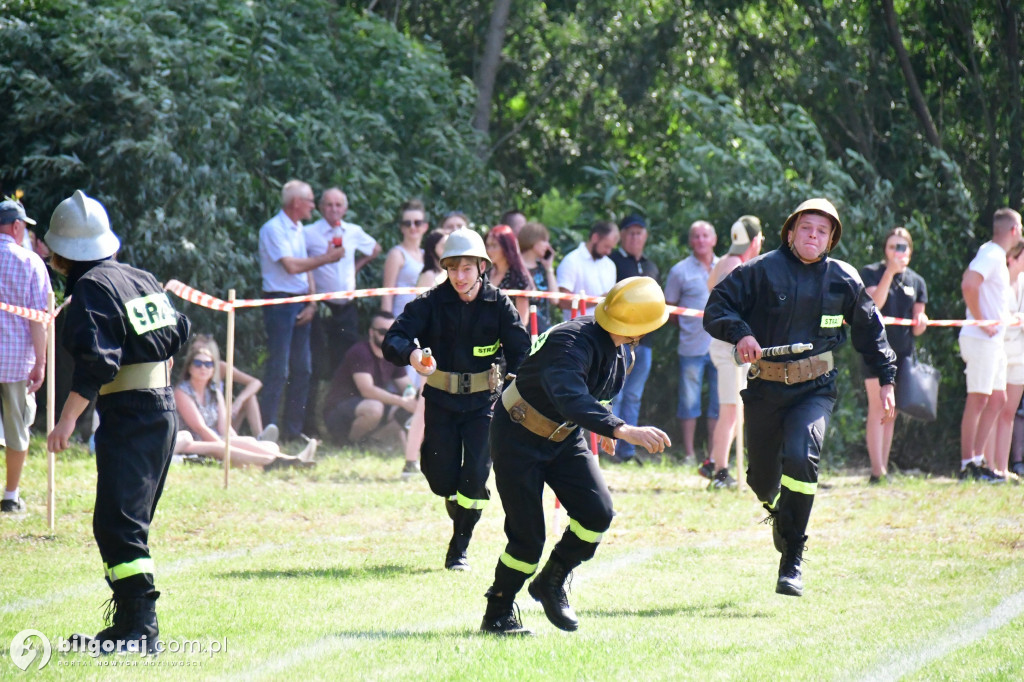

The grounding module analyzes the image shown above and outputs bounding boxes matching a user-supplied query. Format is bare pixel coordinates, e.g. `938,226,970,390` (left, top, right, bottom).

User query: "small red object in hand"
331,237,343,248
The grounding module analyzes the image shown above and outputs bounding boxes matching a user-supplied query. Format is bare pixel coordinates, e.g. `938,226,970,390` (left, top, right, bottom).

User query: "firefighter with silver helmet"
382,227,530,572
45,190,190,654
704,198,896,598
480,276,672,635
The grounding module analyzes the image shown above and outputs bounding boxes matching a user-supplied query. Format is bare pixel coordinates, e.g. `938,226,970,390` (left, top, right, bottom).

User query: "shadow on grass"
217,563,434,580
586,600,770,620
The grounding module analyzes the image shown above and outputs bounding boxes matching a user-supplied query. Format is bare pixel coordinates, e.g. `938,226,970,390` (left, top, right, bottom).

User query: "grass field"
2,439,1023,681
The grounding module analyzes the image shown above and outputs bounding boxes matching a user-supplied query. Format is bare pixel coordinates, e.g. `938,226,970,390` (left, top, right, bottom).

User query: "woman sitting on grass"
174,337,316,470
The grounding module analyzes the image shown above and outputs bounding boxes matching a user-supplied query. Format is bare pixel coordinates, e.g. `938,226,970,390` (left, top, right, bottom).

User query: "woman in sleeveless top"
173,338,315,469
859,227,928,483
382,199,427,318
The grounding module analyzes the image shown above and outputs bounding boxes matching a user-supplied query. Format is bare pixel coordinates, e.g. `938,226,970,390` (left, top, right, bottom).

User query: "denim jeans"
676,352,719,420
260,300,312,441
611,344,653,458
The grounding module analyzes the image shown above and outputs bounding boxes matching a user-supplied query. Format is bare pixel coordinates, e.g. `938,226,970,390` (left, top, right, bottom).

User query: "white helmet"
46,190,121,261
439,227,490,268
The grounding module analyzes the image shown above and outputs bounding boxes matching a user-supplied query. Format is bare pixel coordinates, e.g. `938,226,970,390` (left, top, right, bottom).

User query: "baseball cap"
727,215,762,255
0,199,36,226
618,213,647,231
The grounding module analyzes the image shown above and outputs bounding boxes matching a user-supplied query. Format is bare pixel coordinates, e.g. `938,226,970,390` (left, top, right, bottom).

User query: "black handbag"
894,352,940,421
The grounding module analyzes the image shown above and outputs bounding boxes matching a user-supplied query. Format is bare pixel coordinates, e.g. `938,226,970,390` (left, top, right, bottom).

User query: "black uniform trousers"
742,376,836,539
421,399,493,507
489,403,614,595
93,394,177,599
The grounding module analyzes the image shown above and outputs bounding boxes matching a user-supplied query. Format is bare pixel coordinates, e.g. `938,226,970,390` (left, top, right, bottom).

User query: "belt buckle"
548,422,574,441
459,373,473,394
783,363,792,385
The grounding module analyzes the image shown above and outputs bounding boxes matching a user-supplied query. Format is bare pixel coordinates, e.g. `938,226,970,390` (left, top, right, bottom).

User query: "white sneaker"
297,437,318,463
257,424,279,443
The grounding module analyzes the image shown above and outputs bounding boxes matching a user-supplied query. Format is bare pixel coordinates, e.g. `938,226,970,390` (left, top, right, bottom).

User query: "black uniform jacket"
382,277,530,411
703,244,897,385
515,316,626,439
63,260,191,408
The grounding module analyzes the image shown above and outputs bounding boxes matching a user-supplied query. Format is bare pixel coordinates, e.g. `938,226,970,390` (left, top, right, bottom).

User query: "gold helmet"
595,276,670,337
439,227,490,268
780,198,842,252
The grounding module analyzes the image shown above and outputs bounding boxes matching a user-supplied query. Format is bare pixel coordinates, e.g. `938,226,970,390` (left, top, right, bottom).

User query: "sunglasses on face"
192,359,215,369
400,219,427,228
370,327,390,334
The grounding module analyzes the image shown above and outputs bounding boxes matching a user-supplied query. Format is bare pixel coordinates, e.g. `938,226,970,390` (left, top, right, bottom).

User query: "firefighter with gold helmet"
480,276,672,635
382,227,530,572
45,190,191,654
704,198,896,598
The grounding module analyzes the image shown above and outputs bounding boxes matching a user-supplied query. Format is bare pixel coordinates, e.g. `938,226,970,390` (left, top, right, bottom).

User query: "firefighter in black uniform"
480,276,673,635
45,191,190,654
382,228,530,571
703,198,896,597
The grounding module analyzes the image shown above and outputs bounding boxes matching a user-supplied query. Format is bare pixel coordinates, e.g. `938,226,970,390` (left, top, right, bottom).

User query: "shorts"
0,381,37,451
1008,357,1024,385
960,335,1007,395
677,353,719,420
324,396,365,444
708,339,747,405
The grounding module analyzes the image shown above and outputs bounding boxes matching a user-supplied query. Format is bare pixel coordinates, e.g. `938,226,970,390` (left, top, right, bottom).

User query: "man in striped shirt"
0,198,51,514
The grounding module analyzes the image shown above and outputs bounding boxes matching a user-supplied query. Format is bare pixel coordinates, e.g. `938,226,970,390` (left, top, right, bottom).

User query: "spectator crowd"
3,187,1024,521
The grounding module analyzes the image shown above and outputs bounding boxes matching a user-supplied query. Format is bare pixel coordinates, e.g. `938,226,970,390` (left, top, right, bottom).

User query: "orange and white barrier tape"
162,279,1018,328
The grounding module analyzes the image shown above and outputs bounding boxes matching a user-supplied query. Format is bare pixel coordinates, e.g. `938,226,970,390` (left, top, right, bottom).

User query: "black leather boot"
761,502,784,553
776,535,807,597
445,507,481,571
528,554,579,631
444,497,458,521
480,588,533,636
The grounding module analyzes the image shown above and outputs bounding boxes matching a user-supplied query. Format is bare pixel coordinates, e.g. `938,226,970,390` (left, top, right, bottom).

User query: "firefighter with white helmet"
704,197,896,598
480,276,672,635
46,190,190,654
382,227,530,572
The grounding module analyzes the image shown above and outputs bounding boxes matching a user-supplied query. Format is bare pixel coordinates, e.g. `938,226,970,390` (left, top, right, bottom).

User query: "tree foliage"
0,0,500,365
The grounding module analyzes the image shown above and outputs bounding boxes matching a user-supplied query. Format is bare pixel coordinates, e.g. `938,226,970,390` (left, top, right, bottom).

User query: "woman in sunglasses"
859,226,928,484
174,338,315,469
381,198,428,318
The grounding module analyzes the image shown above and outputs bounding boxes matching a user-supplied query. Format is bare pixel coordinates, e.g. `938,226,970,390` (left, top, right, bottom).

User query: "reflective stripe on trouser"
490,402,614,575
93,401,176,598
105,557,155,582
420,401,493,505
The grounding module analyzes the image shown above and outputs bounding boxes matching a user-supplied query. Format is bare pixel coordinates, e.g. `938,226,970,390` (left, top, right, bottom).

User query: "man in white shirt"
258,180,343,441
959,207,1023,481
303,187,381,435
556,220,619,309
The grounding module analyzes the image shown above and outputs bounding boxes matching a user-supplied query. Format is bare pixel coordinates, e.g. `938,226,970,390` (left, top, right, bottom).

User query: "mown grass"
2,438,1023,681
